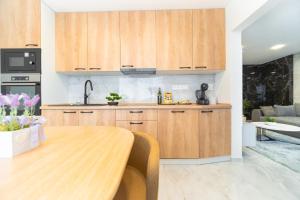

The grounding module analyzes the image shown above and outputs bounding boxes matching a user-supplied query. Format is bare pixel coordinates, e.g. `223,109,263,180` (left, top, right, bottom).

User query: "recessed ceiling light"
270,44,286,50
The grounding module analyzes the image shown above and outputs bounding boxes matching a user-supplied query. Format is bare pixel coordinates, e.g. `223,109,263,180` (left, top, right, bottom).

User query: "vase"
0,125,45,158
107,101,119,106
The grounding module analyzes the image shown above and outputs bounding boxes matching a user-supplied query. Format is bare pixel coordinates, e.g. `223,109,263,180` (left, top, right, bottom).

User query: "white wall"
67,75,215,104
41,1,68,104
216,0,280,158
294,54,300,103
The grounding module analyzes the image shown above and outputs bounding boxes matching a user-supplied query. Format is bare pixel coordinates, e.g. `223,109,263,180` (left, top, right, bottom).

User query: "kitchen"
0,0,232,199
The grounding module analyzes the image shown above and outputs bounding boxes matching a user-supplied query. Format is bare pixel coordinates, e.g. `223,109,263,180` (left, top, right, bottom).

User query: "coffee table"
253,122,300,141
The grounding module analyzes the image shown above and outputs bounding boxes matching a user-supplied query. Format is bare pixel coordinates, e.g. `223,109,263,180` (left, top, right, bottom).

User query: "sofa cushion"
272,117,300,127
274,105,296,116
295,103,300,117
260,106,276,116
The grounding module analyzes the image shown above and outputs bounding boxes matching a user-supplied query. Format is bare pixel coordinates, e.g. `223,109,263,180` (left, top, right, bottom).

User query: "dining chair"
114,131,160,200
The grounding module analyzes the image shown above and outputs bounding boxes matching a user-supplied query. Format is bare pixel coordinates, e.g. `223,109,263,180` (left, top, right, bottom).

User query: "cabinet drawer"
116,120,157,138
62,110,79,126
116,109,157,121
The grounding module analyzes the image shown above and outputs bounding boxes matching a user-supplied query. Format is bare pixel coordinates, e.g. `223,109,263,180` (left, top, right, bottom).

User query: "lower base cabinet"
116,120,157,138
158,109,199,158
42,107,231,159
42,110,115,126
199,109,231,158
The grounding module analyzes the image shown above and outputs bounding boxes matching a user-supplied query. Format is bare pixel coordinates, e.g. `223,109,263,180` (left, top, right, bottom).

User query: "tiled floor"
158,148,300,200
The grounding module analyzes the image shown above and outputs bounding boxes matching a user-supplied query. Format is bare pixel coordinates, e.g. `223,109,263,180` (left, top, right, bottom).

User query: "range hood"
120,67,156,75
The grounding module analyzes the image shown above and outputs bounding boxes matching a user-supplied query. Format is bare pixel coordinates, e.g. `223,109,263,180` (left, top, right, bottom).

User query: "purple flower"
7,94,20,108
21,93,31,101
22,95,40,108
0,94,10,106
19,116,30,127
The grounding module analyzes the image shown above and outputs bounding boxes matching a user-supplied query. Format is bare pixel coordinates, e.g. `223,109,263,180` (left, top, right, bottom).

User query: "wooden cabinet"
116,109,157,121
88,12,120,71
55,13,88,72
62,110,79,126
199,109,231,158
158,109,199,158
95,110,116,126
156,10,193,70
116,121,157,138
42,110,63,126
79,110,97,126
193,9,225,70
0,0,41,48
120,11,156,68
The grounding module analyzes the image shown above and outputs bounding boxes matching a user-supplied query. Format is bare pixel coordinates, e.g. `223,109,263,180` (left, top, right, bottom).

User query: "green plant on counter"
243,99,252,112
264,116,275,122
106,93,122,102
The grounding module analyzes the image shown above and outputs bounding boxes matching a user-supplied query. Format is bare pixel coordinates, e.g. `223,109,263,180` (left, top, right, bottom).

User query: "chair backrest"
128,132,160,200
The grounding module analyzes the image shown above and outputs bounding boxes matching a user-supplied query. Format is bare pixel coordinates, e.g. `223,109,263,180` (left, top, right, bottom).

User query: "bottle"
157,88,162,105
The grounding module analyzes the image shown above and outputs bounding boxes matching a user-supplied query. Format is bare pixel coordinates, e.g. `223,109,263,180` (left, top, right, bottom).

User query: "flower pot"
107,101,119,106
0,125,45,158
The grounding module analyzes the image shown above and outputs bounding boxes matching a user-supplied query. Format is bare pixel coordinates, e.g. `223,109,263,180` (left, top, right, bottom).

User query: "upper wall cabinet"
0,0,41,48
56,13,88,72
156,10,193,71
88,12,121,71
193,9,225,70
120,11,156,68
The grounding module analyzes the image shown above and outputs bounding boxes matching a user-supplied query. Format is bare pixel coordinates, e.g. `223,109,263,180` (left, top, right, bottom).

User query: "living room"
242,0,300,172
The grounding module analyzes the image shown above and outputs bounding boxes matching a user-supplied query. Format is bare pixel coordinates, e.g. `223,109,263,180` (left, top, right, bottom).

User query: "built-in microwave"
0,48,41,73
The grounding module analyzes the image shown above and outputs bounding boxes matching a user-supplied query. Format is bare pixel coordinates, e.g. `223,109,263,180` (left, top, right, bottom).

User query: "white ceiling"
43,0,228,12
242,0,300,65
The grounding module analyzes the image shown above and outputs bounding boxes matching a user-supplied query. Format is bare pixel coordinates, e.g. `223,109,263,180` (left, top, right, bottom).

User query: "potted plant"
106,93,122,106
0,93,45,158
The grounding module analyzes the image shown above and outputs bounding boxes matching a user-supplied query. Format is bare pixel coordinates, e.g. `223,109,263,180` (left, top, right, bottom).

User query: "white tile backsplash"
67,75,215,104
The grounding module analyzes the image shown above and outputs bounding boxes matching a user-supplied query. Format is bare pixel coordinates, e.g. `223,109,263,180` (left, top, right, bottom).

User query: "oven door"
1,49,41,73
1,82,41,115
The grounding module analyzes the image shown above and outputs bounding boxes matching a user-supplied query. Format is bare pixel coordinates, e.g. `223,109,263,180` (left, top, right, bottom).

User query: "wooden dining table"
0,126,134,200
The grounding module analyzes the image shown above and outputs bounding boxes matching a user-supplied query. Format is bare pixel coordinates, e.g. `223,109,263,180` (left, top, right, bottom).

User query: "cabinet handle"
80,111,94,114
89,67,101,70
130,122,143,125
129,111,143,113
74,68,86,70
201,110,213,113
195,66,207,69
25,43,38,47
179,67,191,69
63,111,77,114
171,110,185,113
122,65,134,68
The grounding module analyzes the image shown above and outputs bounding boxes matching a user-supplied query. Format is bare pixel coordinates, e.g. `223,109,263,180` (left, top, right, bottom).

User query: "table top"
252,122,300,132
0,126,134,200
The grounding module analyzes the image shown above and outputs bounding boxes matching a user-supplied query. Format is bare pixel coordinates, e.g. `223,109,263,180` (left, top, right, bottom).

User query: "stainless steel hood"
120,66,156,75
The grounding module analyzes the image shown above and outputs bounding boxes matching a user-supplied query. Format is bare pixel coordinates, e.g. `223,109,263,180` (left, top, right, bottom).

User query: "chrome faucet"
84,80,93,105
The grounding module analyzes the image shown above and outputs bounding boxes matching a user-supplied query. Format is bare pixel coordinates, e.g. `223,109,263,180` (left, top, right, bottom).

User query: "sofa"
252,103,300,127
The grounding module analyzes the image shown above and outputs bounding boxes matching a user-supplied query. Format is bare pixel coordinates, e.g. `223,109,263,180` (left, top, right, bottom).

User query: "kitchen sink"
47,103,108,106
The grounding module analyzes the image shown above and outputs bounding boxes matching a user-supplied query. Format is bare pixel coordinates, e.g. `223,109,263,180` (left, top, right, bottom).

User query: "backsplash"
67,75,215,104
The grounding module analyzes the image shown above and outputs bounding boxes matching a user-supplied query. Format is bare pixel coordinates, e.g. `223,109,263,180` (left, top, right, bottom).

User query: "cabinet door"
0,0,40,48
193,9,225,70
62,110,79,126
42,110,63,127
79,110,97,126
156,10,193,70
158,110,199,158
116,121,157,139
56,13,87,72
96,110,116,126
120,11,156,68
199,109,231,158
88,12,120,71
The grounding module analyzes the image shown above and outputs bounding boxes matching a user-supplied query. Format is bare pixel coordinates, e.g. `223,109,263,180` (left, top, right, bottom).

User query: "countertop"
0,126,134,200
41,103,231,110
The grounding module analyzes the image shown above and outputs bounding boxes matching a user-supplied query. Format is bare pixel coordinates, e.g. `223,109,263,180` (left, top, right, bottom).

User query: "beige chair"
114,131,160,200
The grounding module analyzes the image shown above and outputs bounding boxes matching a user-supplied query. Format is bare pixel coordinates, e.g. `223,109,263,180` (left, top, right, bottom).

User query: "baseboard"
160,156,231,165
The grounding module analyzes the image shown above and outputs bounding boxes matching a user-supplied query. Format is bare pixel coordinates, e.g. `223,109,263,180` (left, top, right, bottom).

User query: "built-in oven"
1,74,41,115
0,48,41,73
